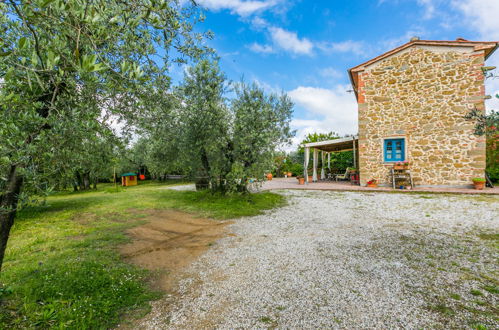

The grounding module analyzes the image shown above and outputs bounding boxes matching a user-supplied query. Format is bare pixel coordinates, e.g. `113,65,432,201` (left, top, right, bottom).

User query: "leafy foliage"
139,60,294,193
464,108,499,136
0,0,211,270
298,131,340,153
0,0,210,196
465,108,499,182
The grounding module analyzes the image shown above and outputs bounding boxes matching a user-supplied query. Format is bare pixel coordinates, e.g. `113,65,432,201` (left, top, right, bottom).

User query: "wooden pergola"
302,136,359,183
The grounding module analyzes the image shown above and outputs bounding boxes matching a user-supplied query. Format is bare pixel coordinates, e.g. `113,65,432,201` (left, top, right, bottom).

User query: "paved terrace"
261,177,499,195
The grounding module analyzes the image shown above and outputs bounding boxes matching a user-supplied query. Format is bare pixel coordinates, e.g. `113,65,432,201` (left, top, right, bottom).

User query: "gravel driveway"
139,190,498,329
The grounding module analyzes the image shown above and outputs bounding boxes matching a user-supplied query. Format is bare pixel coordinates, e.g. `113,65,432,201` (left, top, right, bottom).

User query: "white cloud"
248,23,314,56
318,40,366,56
453,0,499,40
417,0,436,19
452,0,499,112
252,78,281,94
248,42,274,54
485,54,499,113
379,0,436,19
378,29,427,53
319,67,343,79
197,0,279,16
251,16,269,29
288,85,358,147
268,27,314,55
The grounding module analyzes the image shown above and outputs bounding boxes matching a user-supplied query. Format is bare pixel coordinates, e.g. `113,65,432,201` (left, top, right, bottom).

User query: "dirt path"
120,209,231,294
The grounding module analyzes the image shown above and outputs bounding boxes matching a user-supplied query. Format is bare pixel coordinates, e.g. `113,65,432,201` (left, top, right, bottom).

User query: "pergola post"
313,148,318,182
320,151,325,180
304,146,310,183
352,137,357,169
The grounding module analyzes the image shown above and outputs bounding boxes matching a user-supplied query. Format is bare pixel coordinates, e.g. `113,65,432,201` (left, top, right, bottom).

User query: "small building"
304,38,498,188
121,172,138,186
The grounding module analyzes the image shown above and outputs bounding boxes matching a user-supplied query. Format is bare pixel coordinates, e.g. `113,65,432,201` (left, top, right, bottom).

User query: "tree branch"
9,0,45,70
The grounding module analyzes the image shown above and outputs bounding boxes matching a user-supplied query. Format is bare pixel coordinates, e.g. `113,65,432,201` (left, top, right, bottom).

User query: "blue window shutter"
384,138,405,162
384,140,391,161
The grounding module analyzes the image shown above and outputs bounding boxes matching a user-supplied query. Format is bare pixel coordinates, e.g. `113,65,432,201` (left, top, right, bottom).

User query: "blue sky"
189,0,499,147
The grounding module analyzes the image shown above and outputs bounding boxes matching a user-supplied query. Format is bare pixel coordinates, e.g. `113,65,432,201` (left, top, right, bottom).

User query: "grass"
470,289,484,297
429,304,455,316
0,181,285,329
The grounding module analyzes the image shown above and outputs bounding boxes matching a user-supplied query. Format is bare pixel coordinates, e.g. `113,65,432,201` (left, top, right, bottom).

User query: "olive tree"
0,0,210,271
228,81,294,192
164,60,294,193
176,60,231,191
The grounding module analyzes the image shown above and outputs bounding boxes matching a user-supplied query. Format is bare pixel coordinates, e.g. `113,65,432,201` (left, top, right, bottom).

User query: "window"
384,138,405,162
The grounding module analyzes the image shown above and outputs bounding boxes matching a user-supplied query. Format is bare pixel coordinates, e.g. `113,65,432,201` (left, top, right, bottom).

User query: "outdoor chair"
335,168,350,181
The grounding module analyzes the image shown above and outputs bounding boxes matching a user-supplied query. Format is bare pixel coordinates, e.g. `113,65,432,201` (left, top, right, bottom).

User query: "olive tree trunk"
0,165,23,272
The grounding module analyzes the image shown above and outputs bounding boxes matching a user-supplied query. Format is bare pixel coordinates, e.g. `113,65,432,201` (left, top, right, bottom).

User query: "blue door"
384,139,405,162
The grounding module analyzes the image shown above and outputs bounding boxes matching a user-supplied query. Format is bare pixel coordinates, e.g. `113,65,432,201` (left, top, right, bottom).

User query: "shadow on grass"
1,183,286,329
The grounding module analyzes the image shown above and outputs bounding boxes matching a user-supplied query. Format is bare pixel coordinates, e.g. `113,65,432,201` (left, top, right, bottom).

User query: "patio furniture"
335,168,350,181
390,167,414,189
485,172,494,188
350,172,360,185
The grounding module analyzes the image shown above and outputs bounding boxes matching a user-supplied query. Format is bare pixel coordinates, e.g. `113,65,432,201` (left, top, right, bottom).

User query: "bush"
289,163,304,176
486,168,499,183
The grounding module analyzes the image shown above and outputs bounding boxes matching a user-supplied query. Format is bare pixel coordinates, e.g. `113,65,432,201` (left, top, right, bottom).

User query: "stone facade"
355,45,488,187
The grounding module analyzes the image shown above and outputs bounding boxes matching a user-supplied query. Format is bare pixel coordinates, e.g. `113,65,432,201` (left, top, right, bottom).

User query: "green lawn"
0,181,285,329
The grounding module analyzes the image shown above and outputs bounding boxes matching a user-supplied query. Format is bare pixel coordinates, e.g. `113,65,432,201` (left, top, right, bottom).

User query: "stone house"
347,38,498,187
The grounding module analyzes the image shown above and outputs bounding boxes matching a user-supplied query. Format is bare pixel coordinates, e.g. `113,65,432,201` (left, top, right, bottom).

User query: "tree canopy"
136,60,294,193
0,1,294,272
0,0,211,270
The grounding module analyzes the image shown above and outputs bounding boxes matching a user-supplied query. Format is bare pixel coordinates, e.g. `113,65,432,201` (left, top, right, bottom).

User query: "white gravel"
159,184,196,191
139,190,499,329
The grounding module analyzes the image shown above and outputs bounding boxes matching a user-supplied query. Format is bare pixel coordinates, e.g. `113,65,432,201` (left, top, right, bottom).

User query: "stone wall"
357,45,486,187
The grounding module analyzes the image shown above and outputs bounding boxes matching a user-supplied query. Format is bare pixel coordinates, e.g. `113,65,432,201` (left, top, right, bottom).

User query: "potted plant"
307,170,313,182
288,172,293,177
393,162,409,170
266,173,273,181
472,177,486,190
366,179,378,188
297,175,305,185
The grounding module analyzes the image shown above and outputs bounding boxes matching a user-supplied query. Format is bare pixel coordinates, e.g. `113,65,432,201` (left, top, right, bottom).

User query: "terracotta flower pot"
266,173,273,180
298,177,305,185
367,183,378,188
308,175,313,181
393,165,405,170
473,181,485,190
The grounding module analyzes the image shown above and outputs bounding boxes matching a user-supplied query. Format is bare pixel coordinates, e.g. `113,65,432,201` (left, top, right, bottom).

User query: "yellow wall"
122,176,138,186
